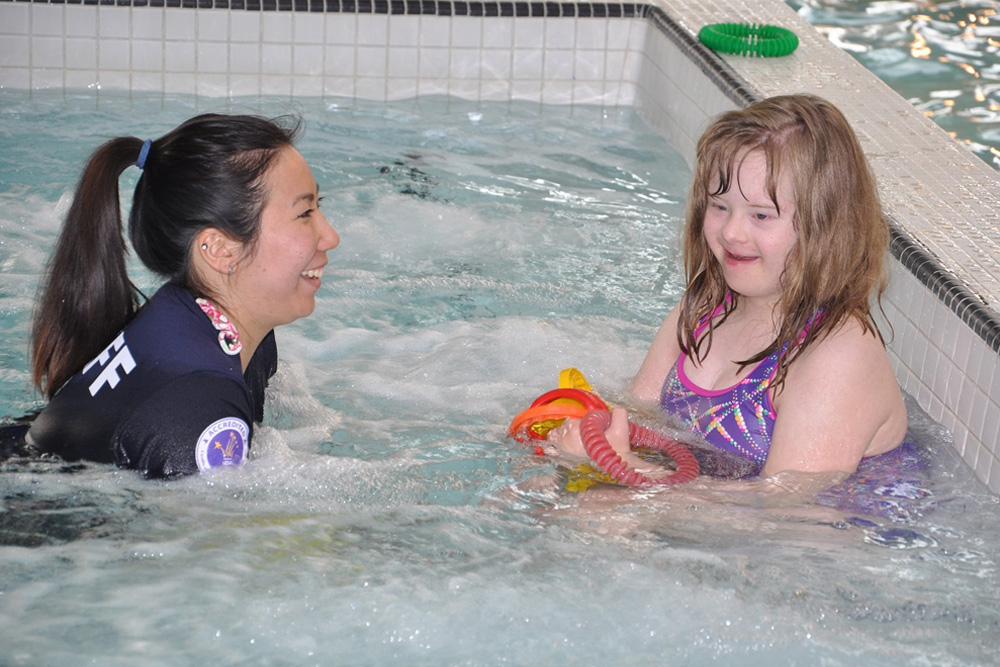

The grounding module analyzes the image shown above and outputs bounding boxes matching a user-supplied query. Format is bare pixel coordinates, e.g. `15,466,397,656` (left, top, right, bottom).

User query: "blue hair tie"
136,138,152,170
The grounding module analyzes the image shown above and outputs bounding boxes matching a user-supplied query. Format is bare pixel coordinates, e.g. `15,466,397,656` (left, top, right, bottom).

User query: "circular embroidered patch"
195,417,249,471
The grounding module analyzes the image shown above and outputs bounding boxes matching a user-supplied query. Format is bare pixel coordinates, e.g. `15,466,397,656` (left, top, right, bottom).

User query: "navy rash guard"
27,284,277,478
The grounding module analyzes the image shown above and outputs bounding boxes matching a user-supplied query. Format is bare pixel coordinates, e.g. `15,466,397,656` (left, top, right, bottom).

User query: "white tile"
261,43,292,75
166,40,197,73
262,13,293,43
450,47,481,80
451,17,483,49
229,11,261,43
418,47,449,79
199,42,230,75
64,37,97,70
163,7,196,41
355,15,389,47
512,49,543,79
544,17,576,50
98,69,131,89
31,67,64,89
197,9,228,40
414,76,449,97
63,69,96,89
260,73,292,95
513,19,544,49
386,46,419,79
385,76,419,100
163,71,197,95
478,78,512,101
227,74,261,97
576,18,609,48
546,47,579,81
325,14,357,46
98,7,130,40
98,38,130,72
196,73,229,97
481,18,513,49
0,5,31,34
292,75,324,96
387,16,420,48
228,43,259,75
540,79,574,105
356,45,387,78
32,36,63,69
132,8,164,40
323,76,355,98
448,79,480,100
293,44,324,77
354,76,387,100
31,5,65,37
417,16,450,48
64,7,97,38
480,48,513,80
0,34,31,67
131,71,163,91
132,40,164,73
510,78,543,101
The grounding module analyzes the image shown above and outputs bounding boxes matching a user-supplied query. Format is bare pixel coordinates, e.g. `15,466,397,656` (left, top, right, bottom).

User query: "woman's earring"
201,243,209,250
228,266,234,276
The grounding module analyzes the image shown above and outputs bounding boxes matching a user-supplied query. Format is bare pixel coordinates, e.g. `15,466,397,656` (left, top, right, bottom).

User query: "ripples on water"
790,0,1000,170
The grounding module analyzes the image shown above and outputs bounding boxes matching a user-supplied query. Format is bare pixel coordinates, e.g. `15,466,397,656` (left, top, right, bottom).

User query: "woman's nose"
317,211,340,251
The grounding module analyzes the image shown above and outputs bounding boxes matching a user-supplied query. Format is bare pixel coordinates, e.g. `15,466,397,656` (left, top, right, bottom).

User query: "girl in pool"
551,94,907,479
25,113,339,478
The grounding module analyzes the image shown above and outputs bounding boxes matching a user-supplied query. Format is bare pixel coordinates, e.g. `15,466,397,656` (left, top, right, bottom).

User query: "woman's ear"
195,228,241,276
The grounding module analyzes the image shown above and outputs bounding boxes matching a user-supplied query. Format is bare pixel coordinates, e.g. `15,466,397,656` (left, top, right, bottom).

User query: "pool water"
2,91,999,665
790,0,1000,171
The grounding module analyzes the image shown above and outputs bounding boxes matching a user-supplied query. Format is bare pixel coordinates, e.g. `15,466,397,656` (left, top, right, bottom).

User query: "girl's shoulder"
773,315,906,462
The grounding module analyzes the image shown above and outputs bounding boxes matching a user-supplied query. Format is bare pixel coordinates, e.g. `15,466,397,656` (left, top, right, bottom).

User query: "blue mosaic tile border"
2,0,650,14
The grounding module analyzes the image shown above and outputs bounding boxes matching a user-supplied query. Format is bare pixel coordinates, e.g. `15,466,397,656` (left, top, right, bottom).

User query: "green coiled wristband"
698,23,799,58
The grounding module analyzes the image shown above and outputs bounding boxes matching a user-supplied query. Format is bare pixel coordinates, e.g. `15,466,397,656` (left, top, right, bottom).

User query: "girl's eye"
316,196,325,209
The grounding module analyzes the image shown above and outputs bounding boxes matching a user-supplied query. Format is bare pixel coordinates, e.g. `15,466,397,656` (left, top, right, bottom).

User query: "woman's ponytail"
31,137,145,397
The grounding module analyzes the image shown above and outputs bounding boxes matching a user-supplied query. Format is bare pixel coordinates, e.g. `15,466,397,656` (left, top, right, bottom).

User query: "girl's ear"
195,228,242,276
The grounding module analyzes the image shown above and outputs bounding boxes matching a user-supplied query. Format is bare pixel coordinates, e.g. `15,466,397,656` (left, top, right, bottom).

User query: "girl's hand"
544,407,632,458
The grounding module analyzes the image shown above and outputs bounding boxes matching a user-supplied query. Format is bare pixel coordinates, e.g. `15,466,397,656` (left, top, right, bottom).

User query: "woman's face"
702,150,797,307
232,146,339,338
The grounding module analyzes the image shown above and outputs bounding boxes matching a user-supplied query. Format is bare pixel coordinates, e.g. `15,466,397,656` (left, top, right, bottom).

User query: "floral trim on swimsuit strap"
196,297,243,356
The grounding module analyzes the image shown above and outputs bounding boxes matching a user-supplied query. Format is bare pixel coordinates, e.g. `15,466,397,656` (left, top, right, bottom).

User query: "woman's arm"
629,304,683,404
764,319,907,477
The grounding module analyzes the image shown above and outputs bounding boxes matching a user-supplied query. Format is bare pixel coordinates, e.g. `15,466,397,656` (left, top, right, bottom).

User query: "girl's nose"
719,212,747,244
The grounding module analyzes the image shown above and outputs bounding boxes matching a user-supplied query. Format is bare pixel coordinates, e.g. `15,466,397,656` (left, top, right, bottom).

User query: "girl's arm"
629,303,683,404
764,319,907,477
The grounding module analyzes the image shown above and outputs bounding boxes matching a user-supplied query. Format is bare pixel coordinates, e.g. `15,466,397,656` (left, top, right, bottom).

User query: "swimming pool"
790,0,1000,172
2,90,999,665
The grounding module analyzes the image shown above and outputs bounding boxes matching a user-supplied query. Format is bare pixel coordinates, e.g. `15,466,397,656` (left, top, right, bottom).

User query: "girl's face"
232,146,340,338
702,150,797,307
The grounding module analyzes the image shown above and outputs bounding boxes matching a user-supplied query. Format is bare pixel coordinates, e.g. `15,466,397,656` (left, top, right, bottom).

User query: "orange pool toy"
509,368,700,486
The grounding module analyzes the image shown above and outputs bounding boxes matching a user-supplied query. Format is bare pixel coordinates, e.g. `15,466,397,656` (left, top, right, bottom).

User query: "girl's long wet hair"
679,94,889,393
31,113,301,397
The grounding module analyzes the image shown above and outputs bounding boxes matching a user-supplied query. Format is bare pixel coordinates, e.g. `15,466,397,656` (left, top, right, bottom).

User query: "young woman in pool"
551,94,907,479
26,113,339,478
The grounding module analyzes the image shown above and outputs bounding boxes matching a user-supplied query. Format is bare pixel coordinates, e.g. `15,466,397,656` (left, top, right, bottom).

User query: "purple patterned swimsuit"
658,304,814,466
659,342,779,466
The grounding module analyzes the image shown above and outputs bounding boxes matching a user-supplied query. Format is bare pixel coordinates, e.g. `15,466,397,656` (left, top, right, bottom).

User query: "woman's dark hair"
31,113,301,397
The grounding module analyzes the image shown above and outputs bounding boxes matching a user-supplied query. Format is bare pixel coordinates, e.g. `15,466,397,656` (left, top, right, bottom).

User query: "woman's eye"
316,196,325,209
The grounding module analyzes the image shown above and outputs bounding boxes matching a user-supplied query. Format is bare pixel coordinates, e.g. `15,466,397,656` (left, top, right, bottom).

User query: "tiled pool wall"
2,0,999,493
